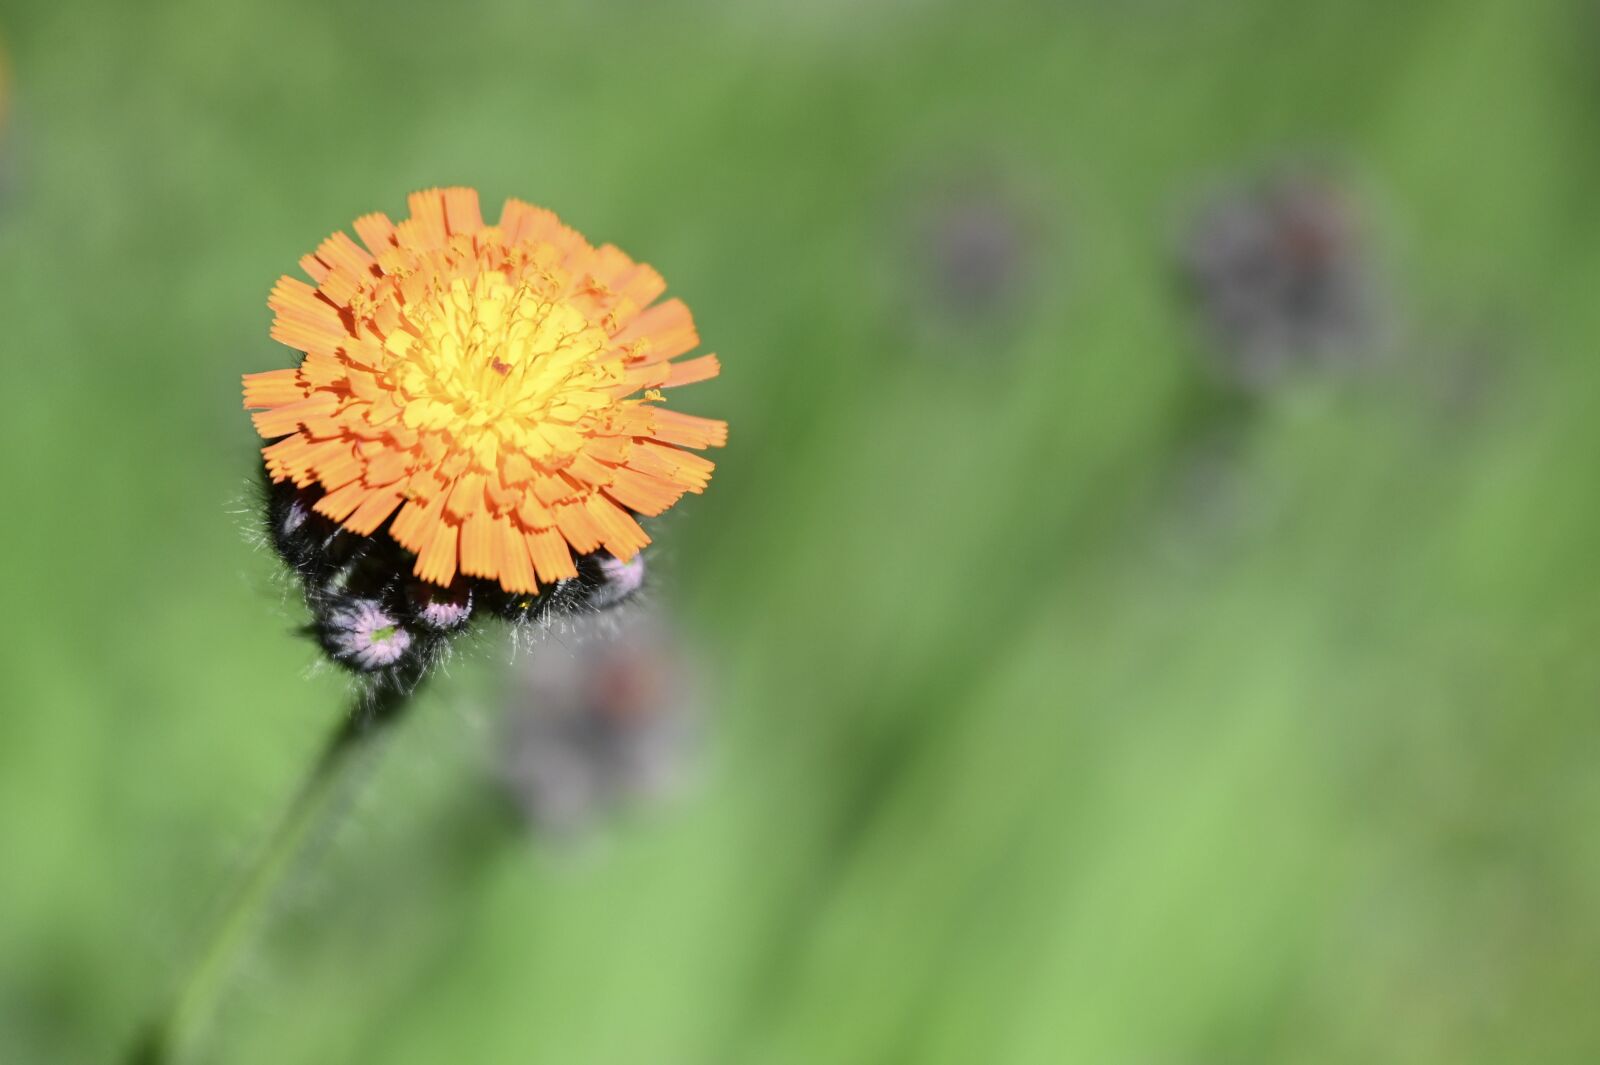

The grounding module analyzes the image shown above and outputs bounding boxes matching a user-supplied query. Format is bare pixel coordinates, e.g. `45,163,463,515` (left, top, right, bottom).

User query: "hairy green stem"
126,671,424,1065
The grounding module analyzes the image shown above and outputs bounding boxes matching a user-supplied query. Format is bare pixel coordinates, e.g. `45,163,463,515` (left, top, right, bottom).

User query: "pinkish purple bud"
590,553,646,609
322,599,412,672
409,581,473,630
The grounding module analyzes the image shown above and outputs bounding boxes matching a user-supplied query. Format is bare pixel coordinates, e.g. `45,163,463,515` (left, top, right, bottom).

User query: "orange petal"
515,491,553,529
493,516,538,594
390,493,441,553
442,187,484,235
262,435,315,481
311,441,363,491
459,509,498,579
604,466,683,516
353,212,397,255
313,479,372,521
406,189,449,248
242,368,305,409
251,393,339,439
649,409,728,450
525,526,578,584
662,354,720,388
363,448,410,486
299,253,331,283
584,494,650,560
445,472,486,520
500,453,535,486
565,452,614,488
552,500,603,554
314,231,375,277
617,299,698,363
345,487,404,535
415,516,459,586
629,441,714,491
318,268,361,308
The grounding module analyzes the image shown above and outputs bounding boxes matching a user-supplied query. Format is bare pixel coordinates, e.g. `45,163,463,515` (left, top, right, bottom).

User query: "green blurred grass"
2,0,1599,1062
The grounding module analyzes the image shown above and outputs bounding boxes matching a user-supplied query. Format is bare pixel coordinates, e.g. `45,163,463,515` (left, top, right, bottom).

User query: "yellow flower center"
383,272,623,471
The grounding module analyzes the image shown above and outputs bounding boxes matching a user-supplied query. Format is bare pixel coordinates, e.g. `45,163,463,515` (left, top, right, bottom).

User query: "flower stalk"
127,668,424,1065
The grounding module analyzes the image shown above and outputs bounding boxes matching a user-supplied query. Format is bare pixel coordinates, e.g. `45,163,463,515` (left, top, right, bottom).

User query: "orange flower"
243,188,725,594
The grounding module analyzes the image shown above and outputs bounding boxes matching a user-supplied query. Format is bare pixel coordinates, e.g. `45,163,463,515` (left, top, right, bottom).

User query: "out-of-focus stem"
126,671,423,1065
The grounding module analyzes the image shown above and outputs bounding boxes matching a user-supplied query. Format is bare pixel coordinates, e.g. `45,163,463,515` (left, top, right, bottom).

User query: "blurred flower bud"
1181,170,1382,387
497,609,700,838
911,172,1038,323
926,195,1028,315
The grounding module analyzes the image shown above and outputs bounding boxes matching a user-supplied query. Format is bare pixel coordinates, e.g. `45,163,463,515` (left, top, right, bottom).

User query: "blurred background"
2,0,1599,1062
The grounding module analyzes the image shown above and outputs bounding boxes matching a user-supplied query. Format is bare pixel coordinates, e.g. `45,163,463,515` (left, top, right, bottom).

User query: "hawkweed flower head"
244,188,725,673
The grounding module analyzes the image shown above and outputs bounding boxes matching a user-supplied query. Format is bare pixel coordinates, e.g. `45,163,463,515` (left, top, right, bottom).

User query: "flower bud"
314,597,414,673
